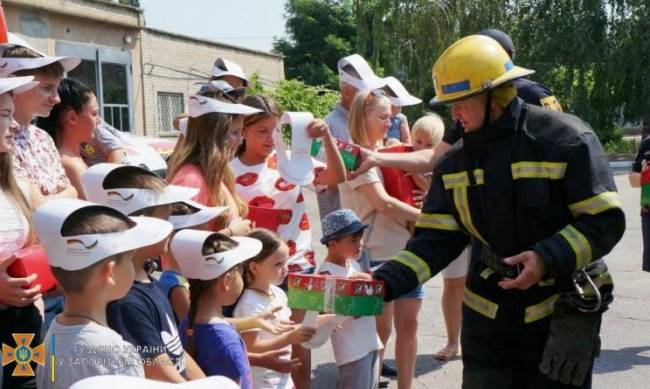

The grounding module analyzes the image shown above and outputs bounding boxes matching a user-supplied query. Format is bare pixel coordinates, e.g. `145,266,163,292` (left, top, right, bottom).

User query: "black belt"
479,245,522,279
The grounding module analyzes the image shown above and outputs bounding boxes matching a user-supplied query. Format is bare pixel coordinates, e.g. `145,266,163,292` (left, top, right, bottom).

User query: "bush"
603,138,639,154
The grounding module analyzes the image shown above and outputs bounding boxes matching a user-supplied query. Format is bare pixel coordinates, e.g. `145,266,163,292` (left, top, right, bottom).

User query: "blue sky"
139,0,287,53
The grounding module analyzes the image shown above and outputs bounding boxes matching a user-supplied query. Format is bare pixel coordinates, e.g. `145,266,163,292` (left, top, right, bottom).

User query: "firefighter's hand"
498,250,545,290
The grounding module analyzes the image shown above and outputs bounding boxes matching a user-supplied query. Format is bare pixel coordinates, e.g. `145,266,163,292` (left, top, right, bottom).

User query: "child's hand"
306,119,330,140
259,349,302,373
412,189,427,209
287,325,317,344
348,272,373,281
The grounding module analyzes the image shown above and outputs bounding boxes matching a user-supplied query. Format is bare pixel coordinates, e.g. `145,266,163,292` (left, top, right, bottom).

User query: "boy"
317,209,383,389
33,198,173,389
1,34,81,204
82,163,207,382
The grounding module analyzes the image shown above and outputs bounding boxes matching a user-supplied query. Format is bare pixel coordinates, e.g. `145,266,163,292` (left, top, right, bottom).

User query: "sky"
139,0,287,53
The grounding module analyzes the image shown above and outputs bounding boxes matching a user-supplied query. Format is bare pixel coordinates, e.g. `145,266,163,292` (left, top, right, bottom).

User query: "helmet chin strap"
483,90,493,128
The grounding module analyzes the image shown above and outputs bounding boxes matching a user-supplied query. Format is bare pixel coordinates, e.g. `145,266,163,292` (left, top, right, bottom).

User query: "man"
370,35,625,388
317,54,385,219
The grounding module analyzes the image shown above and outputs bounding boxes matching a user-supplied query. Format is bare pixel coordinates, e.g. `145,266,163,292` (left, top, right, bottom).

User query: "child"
33,198,173,389
172,229,263,388
382,76,422,145
409,113,445,193
234,229,317,389
82,163,207,382
162,200,230,323
37,78,100,199
1,34,80,204
318,209,383,389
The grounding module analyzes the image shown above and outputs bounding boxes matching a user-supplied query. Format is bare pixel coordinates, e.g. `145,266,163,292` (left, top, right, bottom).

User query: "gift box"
287,273,384,316
378,145,417,206
642,170,650,206
247,206,286,232
311,139,360,171
7,244,57,292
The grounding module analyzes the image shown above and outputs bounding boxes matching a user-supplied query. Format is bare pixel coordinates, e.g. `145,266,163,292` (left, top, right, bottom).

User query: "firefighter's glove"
539,298,602,386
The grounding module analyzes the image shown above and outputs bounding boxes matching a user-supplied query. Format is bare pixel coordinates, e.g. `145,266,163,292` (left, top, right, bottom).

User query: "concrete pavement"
304,173,650,388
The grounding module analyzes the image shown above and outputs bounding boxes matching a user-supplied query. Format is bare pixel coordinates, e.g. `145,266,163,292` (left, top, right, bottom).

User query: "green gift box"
287,273,384,316
310,139,360,171
642,170,650,206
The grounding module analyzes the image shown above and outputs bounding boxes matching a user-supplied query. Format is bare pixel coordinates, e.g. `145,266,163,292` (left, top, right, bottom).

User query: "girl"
234,229,316,389
231,94,345,388
37,78,100,199
175,230,261,388
339,89,421,389
166,92,255,237
0,76,44,389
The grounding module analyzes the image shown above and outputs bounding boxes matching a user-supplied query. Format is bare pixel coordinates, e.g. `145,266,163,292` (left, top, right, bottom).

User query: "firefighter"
371,35,625,388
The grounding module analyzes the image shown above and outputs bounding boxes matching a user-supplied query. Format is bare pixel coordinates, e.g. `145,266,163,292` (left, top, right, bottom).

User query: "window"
57,42,133,132
157,92,184,135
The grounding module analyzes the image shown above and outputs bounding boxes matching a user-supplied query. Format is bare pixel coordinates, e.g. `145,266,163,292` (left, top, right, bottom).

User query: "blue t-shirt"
107,277,187,375
386,114,405,141
180,320,252,389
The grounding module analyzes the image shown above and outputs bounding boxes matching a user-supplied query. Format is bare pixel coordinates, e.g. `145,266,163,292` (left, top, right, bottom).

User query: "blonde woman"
339,89,421,389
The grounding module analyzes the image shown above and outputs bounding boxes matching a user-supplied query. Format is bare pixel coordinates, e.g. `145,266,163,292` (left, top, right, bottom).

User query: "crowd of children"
0,30,461,389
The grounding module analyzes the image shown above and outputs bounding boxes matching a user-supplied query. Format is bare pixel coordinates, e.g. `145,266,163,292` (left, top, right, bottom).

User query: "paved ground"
303,172,650,388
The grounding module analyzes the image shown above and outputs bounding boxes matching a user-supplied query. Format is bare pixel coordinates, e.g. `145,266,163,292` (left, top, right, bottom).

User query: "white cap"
171,229,263,280
70,375,239,389
274,112,315,186
0,33,81,77
187,94,262,117
383,76,422,107
169,199,229,230
211,57,249,87
33,199,173,271
337,54,385,91
0,75,38,95
82,163,199,216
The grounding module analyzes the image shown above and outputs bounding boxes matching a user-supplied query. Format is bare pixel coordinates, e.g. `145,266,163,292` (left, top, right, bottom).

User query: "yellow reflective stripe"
442,171,469,189
463,287,498,319
473,169,485,185
511,162,567,180
480,268,495,279
415,213,460,231
524,294,559,323
558,225,593,270
569,192,621,218
453,186,488,245
538,278,556,287
392,250,431,285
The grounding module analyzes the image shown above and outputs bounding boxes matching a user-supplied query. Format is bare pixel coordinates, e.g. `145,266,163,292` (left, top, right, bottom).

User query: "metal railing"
104,103,130,132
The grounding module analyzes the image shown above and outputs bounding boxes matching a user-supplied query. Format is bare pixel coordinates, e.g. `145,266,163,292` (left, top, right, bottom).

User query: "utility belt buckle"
571,268,602,313
480,246,522,279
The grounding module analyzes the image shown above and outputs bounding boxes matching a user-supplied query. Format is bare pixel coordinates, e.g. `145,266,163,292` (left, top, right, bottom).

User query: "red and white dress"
231,154,325,273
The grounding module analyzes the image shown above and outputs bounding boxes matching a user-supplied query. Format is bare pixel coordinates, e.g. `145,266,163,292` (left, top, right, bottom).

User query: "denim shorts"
370,260,425,300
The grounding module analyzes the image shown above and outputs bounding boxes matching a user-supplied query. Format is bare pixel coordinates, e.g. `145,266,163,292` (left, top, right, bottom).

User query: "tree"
273,0,356,88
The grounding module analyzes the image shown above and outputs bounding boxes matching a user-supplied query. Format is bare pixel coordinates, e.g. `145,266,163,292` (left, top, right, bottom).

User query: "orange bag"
378,145,417,206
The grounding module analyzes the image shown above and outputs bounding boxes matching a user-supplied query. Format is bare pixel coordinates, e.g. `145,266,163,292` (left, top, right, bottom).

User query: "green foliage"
273,0,356,88
248,73,340,119
603,137,639,155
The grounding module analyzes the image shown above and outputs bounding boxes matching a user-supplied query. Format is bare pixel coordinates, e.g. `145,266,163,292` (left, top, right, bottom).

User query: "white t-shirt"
317,260,383,366
233,285,293,389
231,154,325,272
338,167,411,261
37,318,144,389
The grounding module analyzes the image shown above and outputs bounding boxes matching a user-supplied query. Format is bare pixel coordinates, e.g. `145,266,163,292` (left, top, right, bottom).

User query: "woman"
0,76,44,389
340,89,421,389
37,78,100,199
166,91,256,237
231,94,345,388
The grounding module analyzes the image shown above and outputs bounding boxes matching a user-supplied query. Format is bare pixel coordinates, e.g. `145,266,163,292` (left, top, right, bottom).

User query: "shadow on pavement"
594,346,650,374
311,354,451,388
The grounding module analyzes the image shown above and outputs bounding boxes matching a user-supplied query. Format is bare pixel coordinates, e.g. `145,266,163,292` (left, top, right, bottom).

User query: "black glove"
539,296,603,385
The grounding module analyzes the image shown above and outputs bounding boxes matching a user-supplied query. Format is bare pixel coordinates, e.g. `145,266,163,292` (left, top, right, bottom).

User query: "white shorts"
441,247,470,279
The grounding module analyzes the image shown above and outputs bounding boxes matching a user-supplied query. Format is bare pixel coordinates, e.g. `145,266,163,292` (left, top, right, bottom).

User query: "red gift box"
247,206,294,232
7,244,57,292
379,145,417,206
